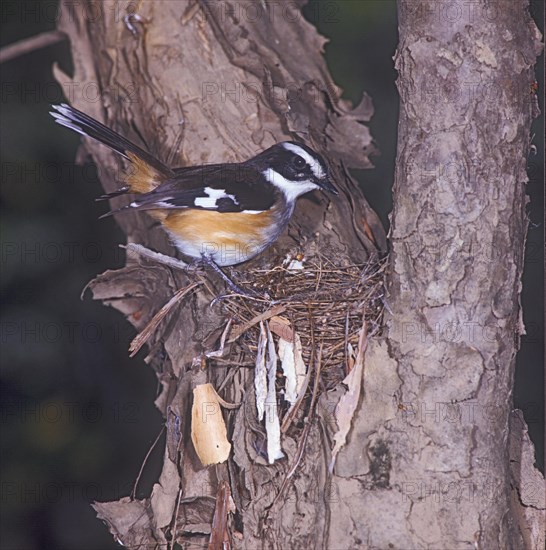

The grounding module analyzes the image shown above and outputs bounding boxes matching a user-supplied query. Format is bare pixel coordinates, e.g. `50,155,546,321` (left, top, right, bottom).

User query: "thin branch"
169,487,183,550
122,243,189,271
0,30,67,64
131,426,166,501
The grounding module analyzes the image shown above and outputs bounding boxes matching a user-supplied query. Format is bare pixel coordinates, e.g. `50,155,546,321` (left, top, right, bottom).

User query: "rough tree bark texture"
327,1,544,549
54,0,386,548
55,0,544,548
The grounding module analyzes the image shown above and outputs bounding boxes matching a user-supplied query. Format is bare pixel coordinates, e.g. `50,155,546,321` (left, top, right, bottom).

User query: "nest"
125,247,387,471
220,255,387,391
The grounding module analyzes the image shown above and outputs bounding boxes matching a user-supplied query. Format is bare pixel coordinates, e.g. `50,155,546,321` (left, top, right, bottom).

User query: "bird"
50,104,337,278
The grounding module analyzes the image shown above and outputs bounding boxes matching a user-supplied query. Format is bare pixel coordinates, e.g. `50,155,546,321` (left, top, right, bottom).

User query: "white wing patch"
130,200,176,209
194,187,238,208
282,142,325,179
263,169,319,203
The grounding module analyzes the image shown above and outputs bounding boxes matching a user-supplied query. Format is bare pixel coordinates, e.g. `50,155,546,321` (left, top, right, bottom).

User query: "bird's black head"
250,141,338,201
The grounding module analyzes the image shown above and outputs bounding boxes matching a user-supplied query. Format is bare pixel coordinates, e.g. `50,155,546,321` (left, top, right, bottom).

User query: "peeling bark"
55,0,385,548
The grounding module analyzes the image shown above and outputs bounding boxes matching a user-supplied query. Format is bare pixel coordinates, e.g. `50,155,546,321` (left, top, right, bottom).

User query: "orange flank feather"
125,152,168,194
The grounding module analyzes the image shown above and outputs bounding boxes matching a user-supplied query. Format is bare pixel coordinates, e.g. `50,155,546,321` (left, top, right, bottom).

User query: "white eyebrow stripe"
263,169,319,203
194,187,238,208
282,142,325,179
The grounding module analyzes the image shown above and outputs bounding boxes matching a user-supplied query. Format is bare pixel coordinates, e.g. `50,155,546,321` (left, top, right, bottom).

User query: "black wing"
103,164,277,216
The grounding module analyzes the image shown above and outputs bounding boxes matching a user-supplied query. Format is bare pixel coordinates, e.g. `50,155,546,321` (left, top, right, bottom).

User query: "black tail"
50,104,172,178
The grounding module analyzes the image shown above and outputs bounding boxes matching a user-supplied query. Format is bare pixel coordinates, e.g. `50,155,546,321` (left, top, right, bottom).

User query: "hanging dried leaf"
329,321,368,473
92,497,161,548
150,454,180,531
278,332,307,405
265,324,284,464
254,321,268,422
191,383,231,466
269,315,294,342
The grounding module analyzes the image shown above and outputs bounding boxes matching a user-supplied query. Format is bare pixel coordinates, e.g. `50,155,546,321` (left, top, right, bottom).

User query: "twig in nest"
344,309,350,375
219,257,386,390
227,304,286,343
129,282,201,357
203,319,233,359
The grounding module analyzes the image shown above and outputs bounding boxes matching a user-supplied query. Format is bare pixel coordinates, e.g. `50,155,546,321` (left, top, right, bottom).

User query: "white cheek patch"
282,142,326,180
264,169,319,202
194,187,237,208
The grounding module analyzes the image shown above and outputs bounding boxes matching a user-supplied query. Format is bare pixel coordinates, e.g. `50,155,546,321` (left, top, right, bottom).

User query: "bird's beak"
317,178,338,195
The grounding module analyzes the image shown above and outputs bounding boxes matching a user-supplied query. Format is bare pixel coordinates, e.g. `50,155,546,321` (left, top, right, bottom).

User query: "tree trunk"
327,1,544,548
54,0,543,548
55,0,385,548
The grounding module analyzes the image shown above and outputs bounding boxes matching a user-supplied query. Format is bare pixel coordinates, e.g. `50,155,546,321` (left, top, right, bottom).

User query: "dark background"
1,1,543,548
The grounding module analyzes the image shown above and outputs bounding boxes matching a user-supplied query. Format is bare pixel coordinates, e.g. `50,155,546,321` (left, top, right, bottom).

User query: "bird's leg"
200,254,257,298
122,244,265,301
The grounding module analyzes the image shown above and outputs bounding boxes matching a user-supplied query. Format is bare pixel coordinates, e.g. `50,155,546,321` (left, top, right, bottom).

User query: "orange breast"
163,209,277,266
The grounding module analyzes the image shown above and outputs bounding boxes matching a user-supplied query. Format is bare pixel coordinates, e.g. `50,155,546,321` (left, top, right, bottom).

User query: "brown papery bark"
55,0,385,548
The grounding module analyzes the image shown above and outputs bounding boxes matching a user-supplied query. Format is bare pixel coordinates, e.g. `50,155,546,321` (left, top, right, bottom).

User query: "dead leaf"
93,497,161,548
150,454,180,530
228,305,286,343
191,383,231,466
329,321,368,473
278,333,307,405
269,315,293,342
265,324,284,464
254,322,268,422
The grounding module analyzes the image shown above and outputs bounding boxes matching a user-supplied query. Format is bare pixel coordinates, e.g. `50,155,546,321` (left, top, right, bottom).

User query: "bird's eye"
293,156,307,170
